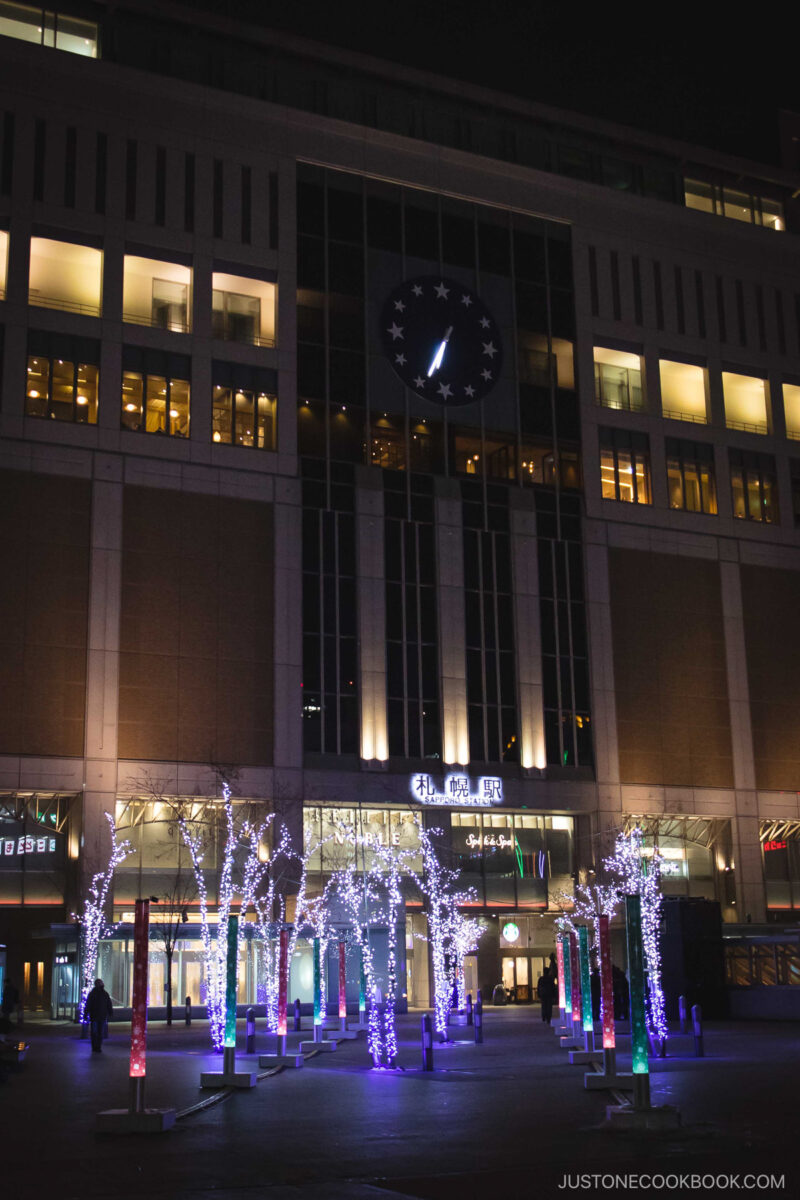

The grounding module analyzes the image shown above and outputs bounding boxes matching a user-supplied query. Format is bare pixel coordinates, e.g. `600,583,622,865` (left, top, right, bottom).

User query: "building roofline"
100,0,799,190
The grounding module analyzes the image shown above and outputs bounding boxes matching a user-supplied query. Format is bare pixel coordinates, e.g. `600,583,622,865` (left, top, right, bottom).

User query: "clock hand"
427,325,454,377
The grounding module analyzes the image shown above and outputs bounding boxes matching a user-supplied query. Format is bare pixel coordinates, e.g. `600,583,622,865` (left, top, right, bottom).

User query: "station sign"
410,773,503,807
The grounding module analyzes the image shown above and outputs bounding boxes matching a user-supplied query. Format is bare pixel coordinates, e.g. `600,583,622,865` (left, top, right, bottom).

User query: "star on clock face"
380,276,503,407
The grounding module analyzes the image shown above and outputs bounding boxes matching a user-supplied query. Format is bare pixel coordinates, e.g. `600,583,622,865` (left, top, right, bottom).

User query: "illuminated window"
212,272,275,346
684,179,784,231
121,349,190,437
594,347,643,411
790,461,800,527
29,237,102,316
25,335,99,423
723,371,768,434
123,256,192,332
729,449,778,523
0,228,7,297
0,4,98,56
212,387,276,449
665,438,717,514
783,383,800,440
599,427,651,504
659,359,707,423
371,415,406,470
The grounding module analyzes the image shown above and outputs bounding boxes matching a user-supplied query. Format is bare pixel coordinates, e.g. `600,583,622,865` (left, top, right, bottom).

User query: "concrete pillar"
272,477,303,776
719,556,764,921
510,496,545,770
435,482,468,765
82,465,124,887
356,469,387,762
584,535,620,788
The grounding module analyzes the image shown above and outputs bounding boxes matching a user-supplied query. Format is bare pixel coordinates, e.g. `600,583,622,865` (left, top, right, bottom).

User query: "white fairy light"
75,813,132,1022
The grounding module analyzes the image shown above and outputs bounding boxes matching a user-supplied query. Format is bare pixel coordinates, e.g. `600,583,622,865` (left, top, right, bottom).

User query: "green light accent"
359,947,366,1013
563,748,568,765
514,836,524,878
625,894,649,1075
561,933,572,1014
313,937,323,1026
578,926,593,1033
224,914,238,1049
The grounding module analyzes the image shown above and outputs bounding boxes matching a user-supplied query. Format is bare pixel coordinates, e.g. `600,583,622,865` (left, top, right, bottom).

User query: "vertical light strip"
277,928,288,1037
598,914,615,1050
223,914,238,1050
129,898,150,1077
556,934,566,1012
625,894,649,1075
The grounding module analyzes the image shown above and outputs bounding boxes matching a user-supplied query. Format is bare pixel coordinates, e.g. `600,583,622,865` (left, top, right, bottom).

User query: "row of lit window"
684,179,784,232
595,346,800,437
600,430,782,524
25,355,276,448
0,3,97,57
0,233,276,344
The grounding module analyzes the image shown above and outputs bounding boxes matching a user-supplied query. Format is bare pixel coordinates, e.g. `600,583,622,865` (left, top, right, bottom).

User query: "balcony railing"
662,407,708,425
29,293,101,317
725,417,769,435
123,311,191,334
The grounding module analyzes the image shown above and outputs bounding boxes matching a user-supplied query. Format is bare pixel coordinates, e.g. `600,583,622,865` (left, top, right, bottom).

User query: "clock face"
380,276,503,407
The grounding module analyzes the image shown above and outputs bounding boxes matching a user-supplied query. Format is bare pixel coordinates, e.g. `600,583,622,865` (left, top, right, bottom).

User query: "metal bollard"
293,998,301,1032
691,1003,704,1057
466,992,473,1026
185,996,191,1026
474,994,483,1044
678,994,687,1034
246,1007,255,1054
421,1012,434,1071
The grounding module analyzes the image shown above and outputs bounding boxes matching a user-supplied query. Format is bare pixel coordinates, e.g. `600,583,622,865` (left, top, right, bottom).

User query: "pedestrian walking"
85,978,113,1053
1,977,20,1029
536,966,557,1024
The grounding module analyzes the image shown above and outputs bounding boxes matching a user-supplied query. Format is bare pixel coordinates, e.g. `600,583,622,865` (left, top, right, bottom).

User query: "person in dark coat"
1,977,19,1030
612,963,629,1021
536,967,557,1024
85,978,113,1052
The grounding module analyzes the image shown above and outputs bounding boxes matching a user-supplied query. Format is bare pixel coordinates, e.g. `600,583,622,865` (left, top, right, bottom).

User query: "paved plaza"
2,1008,797,1199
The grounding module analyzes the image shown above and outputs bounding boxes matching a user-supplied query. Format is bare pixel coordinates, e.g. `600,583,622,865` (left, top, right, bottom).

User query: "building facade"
2,0,800,1016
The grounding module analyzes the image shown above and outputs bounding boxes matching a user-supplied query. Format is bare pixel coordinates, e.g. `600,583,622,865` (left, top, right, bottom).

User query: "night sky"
189,0,800,168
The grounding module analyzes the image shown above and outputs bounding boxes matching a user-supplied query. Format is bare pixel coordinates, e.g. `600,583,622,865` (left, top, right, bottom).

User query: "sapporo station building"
1,0,800,1020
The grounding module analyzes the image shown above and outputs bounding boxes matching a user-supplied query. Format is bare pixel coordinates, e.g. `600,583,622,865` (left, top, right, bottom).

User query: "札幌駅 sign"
410,774,503,807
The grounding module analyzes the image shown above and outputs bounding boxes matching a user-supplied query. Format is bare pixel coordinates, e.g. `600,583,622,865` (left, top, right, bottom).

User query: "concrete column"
276,157,297,467
272,477,303,775
356,470,387,762
584,536,620,787
435,483,468,766
719,556,764,921
81,464,124,887
510,497,545,770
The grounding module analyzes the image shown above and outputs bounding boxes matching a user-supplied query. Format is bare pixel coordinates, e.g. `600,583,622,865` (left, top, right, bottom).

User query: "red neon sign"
764,840,787,852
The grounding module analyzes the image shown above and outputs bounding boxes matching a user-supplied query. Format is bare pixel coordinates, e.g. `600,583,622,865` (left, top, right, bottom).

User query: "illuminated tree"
603,827,667,1044
448,903,483,1010
75,813,133,1022
414,822,459,1041
329,863,383,1065
166,781,275,1050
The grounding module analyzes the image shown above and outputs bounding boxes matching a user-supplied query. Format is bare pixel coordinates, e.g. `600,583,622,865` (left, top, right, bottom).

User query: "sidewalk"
3,1008,798,1199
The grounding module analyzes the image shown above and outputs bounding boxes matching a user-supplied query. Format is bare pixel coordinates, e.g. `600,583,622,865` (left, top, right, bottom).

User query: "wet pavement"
2,1007,798,1199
